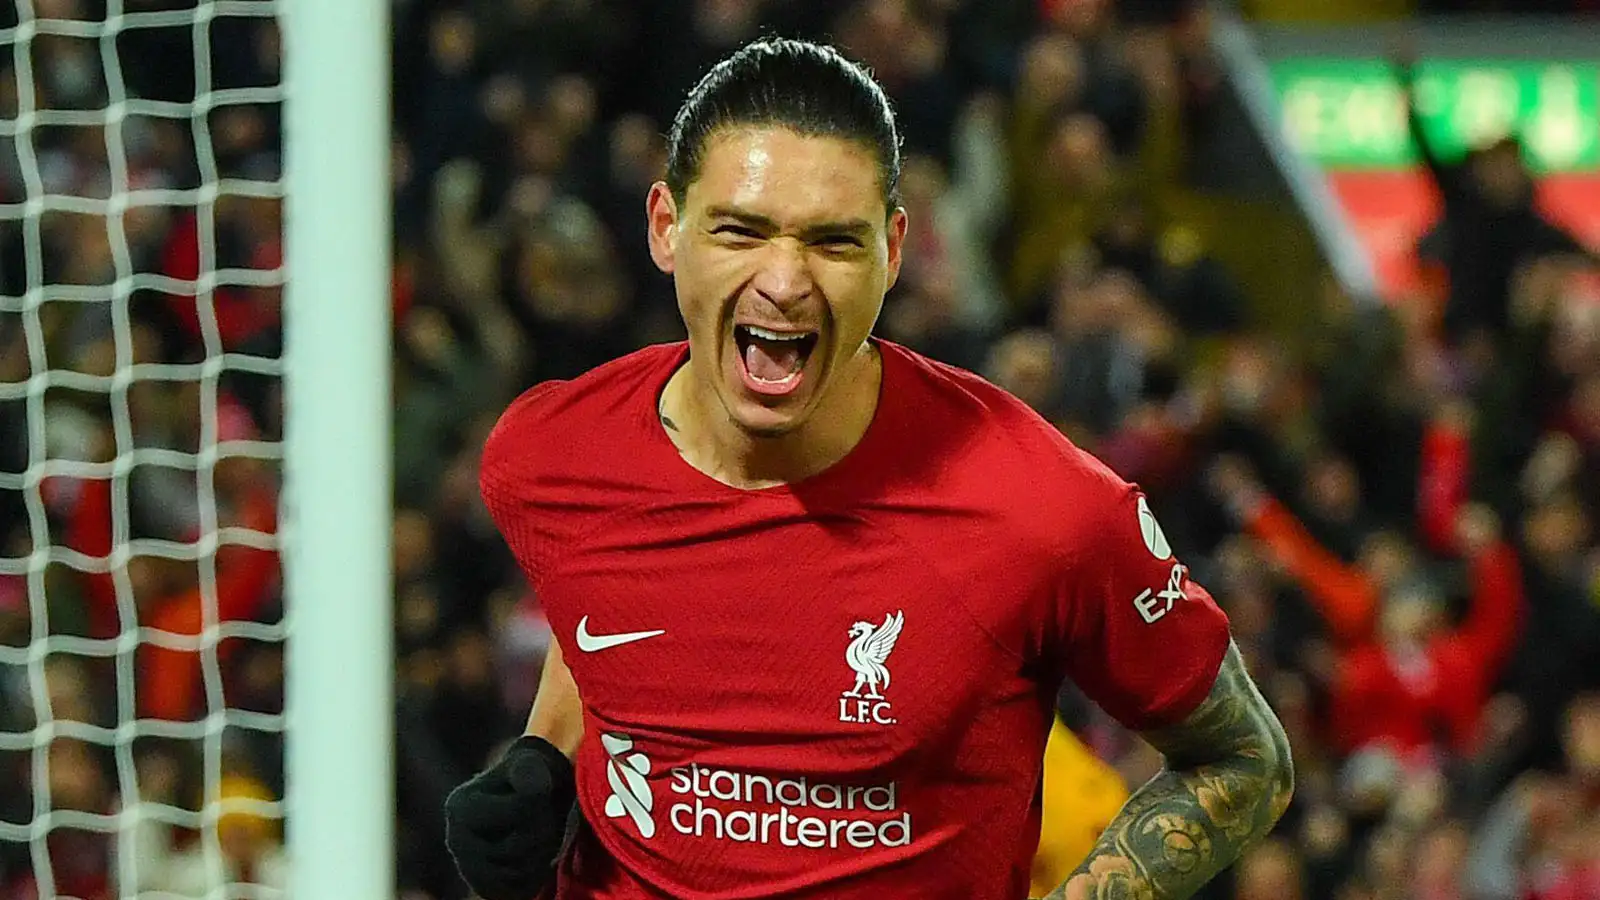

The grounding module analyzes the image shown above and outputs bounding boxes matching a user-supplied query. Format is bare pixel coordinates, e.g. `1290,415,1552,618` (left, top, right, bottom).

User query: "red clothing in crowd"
1243,497,1523,756
138,485,280,721
160,211,282,351
1327,542,1524,755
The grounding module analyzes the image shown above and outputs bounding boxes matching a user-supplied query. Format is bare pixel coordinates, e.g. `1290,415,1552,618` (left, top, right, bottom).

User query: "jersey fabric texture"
478,340,1231,900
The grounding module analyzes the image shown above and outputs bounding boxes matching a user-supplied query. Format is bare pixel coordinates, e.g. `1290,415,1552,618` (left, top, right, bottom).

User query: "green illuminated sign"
1269,59,1600,172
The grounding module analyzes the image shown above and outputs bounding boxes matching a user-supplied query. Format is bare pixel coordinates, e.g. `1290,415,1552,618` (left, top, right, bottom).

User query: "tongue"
744,338,802,382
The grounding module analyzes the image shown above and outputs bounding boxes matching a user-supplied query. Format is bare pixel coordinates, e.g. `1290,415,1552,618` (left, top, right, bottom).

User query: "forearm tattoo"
1045,644,1294,900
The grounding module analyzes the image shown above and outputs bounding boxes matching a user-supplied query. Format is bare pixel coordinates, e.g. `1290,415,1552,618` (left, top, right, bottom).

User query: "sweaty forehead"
687,127,887,226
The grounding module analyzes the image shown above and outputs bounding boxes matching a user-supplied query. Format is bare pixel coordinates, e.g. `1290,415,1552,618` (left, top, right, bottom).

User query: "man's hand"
444,735,578,900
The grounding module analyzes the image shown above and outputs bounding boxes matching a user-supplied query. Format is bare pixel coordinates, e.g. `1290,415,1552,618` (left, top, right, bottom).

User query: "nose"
749,238,813,310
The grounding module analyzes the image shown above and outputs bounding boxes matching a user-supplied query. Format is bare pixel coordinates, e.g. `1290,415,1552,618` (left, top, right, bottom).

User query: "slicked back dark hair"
665,38,903,214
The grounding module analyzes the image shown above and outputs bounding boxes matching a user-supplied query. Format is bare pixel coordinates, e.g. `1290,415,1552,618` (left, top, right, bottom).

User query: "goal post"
281,0,393,897
0,0,393,894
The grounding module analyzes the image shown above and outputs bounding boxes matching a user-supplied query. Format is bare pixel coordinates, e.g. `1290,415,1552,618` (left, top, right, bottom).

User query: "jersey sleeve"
1048,474,1232,732
478,381,566,589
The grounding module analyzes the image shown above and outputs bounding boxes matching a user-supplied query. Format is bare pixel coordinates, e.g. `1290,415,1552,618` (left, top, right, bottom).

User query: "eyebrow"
704,205,874,240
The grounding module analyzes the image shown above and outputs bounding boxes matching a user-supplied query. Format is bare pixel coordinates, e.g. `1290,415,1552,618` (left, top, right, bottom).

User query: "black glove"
444,735,578,900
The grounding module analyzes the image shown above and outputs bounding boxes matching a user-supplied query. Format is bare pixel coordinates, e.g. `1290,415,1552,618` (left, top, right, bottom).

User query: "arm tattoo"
1045,643,1294,900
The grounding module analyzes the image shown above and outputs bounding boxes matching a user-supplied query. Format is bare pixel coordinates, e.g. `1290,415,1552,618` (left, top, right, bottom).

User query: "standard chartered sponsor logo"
602,733,656,838
598,735,912,848
665,763,911,849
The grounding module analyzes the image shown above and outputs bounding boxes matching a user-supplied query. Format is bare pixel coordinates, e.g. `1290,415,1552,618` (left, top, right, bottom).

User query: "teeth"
745,326,810,342
751,370,802,386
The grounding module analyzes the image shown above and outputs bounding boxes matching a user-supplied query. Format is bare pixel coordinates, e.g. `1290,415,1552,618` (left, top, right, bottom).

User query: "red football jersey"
479,340,1231,900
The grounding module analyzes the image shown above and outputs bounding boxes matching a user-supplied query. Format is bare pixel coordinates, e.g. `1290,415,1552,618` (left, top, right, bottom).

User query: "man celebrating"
446,38,1292,900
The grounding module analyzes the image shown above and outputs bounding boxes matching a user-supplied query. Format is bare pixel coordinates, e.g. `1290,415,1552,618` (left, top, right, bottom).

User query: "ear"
883,206,909,292
645,182,679,274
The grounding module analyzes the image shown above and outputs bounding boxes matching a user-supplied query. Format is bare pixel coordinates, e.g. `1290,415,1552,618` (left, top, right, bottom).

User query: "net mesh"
0,1,286,896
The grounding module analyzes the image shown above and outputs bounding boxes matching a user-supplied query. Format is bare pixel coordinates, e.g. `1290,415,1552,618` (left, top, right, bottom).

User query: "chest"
538,502,1046,772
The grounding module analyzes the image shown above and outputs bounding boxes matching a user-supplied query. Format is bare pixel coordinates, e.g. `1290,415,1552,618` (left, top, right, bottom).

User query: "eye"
712,224,762,240
815,235,863,252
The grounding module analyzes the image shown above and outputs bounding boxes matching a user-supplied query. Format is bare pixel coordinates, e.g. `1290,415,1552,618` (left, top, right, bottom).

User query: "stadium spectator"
1396,48,1596,347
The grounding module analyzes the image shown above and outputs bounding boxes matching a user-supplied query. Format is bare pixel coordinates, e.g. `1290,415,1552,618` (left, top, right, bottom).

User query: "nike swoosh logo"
575,616,666,653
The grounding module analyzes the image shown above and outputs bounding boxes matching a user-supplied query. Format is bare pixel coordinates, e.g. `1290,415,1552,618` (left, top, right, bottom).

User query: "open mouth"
733,324,820,396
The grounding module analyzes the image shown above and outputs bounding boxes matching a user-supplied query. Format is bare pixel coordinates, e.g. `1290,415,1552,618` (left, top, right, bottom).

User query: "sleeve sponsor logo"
1133,563,1189,624
1136,496,1173,560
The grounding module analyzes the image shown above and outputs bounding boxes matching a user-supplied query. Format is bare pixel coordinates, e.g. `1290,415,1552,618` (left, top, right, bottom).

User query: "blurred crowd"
0,0,1598,899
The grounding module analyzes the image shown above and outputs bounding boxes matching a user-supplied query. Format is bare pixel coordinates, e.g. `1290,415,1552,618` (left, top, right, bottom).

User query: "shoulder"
479,343,682,523
477,343,684,579
882,341,1133,528
881,340,1029,425
481,343,681,480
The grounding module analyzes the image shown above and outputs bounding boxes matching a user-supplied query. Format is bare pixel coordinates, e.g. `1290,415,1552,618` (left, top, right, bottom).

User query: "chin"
722,393,811,440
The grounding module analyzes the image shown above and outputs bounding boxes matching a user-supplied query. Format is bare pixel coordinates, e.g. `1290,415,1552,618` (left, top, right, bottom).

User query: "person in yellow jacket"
1031,717,1131,898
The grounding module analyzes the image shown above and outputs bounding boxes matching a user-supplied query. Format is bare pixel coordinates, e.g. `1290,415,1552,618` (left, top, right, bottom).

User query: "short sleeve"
1050,482,1231,732
478,381,565,588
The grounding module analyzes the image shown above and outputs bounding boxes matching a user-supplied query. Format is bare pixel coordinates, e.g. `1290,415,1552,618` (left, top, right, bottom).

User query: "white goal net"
0,1,289,897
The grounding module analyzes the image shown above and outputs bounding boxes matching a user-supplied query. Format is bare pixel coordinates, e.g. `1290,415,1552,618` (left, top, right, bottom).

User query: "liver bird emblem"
844,611,904,700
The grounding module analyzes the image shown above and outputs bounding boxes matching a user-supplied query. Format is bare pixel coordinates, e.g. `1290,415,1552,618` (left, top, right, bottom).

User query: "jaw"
667,333,881,488
715,321,828,436
675,291,879,451
716,341,817,437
